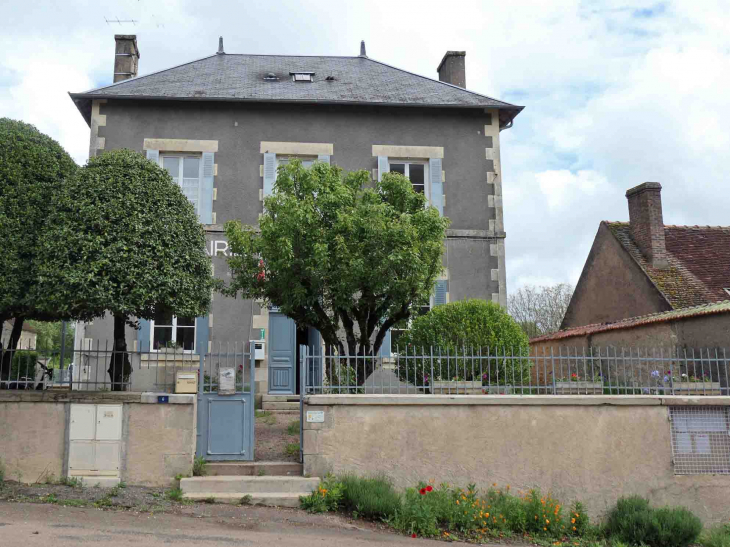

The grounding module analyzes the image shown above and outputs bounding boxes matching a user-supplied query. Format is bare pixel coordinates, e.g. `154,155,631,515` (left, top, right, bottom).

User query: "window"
151,309,196,351
161,155,201,214
277,156,316,169
391,296,434,351
290,72,314,82
388,161,429,199
669,407,730,475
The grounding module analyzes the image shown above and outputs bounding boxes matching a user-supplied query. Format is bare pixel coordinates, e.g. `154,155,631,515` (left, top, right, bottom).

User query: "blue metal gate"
196,343,254,461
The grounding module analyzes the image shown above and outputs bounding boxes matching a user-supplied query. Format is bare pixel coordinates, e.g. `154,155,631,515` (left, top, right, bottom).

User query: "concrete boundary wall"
302,395,730,523
0,391,195,486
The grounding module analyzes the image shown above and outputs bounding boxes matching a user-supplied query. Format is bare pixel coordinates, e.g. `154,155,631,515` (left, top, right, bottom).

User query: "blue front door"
268,312,296,394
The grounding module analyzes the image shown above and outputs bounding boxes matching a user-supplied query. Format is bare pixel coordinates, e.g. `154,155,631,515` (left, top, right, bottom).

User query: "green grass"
193,456,208,477
339,474,401,520
284,443,300,457
59,476,83,488
60,499,88,507
257,469,266,476
286,420,300,435
700,524,730,547
240,495,252,505
108,486,121,497
203,496,216,504
0,458,5,483
256,410,276,425
166,487,184,502
41,493,58,504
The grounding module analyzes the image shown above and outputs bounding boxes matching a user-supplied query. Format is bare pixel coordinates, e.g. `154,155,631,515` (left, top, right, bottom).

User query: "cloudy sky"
2,0,728,293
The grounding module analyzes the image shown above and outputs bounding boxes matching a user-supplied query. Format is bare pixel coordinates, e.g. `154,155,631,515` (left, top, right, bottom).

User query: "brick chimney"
626,182,668,269
114,35,140,83
437,51,466,88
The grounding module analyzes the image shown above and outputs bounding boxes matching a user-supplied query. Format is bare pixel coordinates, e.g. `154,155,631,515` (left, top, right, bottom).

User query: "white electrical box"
68,404,122,477
250,340,265,361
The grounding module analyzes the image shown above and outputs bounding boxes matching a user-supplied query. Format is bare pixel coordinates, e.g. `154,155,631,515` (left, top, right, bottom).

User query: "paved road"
0,502,452,546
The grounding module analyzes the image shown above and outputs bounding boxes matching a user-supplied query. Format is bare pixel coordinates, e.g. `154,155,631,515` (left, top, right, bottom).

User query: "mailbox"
250,341,265,361
175,371,197,394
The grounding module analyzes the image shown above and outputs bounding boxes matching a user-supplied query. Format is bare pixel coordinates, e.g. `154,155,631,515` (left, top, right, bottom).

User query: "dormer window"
291,72,314,82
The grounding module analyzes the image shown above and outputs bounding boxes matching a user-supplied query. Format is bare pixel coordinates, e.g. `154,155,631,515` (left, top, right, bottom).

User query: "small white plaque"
306,411,325,423
218,367,236,395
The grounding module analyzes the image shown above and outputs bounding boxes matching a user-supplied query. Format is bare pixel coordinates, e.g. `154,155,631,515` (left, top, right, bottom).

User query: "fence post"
299,345,307,465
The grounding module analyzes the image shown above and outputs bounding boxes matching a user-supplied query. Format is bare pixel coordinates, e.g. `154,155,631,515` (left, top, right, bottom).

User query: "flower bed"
672,382,722,396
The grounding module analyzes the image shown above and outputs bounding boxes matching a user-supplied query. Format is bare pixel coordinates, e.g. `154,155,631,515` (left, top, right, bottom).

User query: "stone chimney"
437,51,466,88
626,182,668,269
114,35,140,83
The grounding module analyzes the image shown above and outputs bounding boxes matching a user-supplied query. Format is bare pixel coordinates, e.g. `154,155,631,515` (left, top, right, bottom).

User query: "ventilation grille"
669,406,730,475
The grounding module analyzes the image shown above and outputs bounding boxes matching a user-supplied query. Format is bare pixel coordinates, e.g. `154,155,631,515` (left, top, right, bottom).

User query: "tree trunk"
108,314,132,391
0,316,25,383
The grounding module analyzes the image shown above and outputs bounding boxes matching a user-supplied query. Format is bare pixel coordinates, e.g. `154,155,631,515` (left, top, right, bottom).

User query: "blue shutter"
379,329,392,358
199,152,214,224
434,280,448,306
138,319,151,352
377,156,388,182
146,149,159,163
263,152,277,198
195,316,209,356
317,155,330,165
429,158,443,215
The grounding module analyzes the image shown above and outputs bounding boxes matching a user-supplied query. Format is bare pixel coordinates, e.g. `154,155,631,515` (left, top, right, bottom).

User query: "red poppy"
426,485,433,492
412,533,417,538
419,488,426,495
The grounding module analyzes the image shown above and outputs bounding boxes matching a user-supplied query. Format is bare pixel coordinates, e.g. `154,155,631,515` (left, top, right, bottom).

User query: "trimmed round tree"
397,299,531,388
0,118,77,379
34,149,216,389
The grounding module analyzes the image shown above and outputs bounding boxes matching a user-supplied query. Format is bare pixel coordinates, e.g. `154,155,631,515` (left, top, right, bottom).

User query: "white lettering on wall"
207,240,230,257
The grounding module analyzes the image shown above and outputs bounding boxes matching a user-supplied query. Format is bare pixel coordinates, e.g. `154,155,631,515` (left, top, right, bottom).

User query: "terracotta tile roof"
530,300,730,343
606,221,724,308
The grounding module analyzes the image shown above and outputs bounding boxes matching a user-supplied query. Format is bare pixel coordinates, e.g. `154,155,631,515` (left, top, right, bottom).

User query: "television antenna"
105,17,139,26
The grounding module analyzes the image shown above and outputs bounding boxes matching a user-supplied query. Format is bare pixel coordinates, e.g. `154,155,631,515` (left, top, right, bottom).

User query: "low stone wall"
0,391,195,486
303,395,730,524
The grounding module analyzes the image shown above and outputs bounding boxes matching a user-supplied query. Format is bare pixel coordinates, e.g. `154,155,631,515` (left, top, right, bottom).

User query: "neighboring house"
69,35,523,395
562,182,730,330
532,301,730,352
1,320,37,350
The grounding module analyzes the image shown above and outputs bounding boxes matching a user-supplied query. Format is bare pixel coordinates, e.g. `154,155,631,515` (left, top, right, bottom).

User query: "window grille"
669,407,730,475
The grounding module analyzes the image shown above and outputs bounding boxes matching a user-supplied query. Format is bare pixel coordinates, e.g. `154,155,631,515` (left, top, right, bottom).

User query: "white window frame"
150,315,196,353
387,159,430,202
160,154,203,215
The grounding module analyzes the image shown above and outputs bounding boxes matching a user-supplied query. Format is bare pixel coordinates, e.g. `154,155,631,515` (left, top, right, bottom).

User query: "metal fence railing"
0,341,253,394
300,345,730,396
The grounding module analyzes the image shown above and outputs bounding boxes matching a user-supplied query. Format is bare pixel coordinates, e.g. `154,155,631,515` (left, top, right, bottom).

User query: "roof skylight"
291,72,314,82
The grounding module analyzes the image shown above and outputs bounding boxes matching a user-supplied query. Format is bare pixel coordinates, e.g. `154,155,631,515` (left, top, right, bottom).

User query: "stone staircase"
180,461,317,507
261,394,300,412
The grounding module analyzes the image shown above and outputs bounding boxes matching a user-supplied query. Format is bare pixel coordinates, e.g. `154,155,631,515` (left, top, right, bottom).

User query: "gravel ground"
255,410,300,462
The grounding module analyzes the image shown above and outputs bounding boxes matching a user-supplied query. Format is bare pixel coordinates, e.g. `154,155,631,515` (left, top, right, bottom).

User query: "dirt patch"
255,410,300,462
0,480,183,512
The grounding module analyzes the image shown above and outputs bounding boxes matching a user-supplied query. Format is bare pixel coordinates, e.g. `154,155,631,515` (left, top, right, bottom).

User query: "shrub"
700,524,730,547
396,300,531,387
286,420,299,436
339,474,401,520
284,443,300,457
10,351,38,383
604,496,702,547
300,476,344,513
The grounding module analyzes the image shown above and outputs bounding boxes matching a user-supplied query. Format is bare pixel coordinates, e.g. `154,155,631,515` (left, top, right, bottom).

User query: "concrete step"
182,492,302,507
206,461,302,477
181,475,320,495
262,395,301,403
261,402,299,411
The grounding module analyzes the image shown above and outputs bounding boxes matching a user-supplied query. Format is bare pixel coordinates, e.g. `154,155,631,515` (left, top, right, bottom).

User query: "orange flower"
456,500,460,505
571,518,576,524
573,526,577,531
544,527,547,531
546,519,550,524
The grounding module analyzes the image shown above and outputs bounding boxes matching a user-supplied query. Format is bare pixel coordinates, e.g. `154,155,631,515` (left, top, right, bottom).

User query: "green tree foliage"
397,299,531,386
0,118,77,379
224,160,448,382
26,320,75,368
34,149,216,389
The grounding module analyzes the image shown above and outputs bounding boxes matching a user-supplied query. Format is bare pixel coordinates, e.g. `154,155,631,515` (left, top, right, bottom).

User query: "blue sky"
2,0,728,294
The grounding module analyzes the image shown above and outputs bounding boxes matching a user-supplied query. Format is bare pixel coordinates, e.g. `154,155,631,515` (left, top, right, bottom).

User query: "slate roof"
606,221,730,309
531,300,730,343
70,54,523,126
